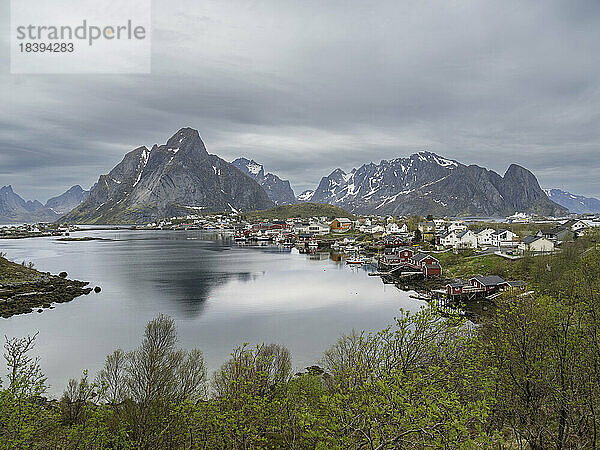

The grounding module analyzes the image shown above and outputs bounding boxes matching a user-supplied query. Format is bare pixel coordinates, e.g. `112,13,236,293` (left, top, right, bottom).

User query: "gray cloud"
1,0,599,201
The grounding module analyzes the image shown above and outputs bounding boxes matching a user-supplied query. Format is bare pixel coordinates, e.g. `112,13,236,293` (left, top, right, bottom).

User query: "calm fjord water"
1,230,419,395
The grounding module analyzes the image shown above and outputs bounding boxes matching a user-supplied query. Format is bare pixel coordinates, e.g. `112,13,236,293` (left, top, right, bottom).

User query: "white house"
386,222,407,234
363,225,385,234
519,236,555,253
474,228,495,247
448,221,468,233
440,230,478,249
491,229,519,247
456,230,479,248
294,223,310,234
563,219,589,235
307,222,331,236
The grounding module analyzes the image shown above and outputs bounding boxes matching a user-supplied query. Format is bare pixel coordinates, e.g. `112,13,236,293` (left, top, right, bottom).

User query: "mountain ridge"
0,185,60,224
45,185,89,215
60,128,274,224
301,151,566,217
231,158,296,205
545,188,600,214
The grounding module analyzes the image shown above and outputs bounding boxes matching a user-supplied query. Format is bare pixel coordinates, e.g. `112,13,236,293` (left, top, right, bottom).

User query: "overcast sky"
1,0,599,201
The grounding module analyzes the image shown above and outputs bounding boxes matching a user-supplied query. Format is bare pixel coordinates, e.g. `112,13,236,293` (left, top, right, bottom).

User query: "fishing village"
4,202,598,320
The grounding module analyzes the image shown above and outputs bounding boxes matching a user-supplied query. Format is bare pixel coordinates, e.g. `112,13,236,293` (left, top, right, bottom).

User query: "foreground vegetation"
2,233,600,448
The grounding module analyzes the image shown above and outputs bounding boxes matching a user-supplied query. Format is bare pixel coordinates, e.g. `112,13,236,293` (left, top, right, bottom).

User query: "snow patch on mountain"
232,158,296,205
545,188,600,214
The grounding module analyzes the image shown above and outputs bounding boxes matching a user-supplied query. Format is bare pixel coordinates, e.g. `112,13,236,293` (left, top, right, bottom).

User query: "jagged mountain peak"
164,127,207,155
60,130,273,224
504,163,532,177
45,185,90,216
306,152,566,217
65,185,84,193
0,185,60,224
297,189,315,202
232,158,295,205
232,158,265,177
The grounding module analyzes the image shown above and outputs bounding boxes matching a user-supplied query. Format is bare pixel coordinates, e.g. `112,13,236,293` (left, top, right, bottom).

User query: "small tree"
4,332,46,398
413,228,422,243
96,314,207,447
1,333,51,447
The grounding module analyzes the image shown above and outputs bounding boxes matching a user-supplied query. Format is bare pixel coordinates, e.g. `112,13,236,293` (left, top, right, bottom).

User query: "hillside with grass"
0,255,41,284
243,202,355,221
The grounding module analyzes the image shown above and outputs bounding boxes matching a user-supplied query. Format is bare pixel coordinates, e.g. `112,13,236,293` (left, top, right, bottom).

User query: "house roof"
521,235,542,244
502,280,526,288
397,247,414,253
334,218,352,224
424,263,442,270
563,219,586,227
446,280,465,288
457,230,471,239
545,226,573,235
471,275,505,286
412,253,439,263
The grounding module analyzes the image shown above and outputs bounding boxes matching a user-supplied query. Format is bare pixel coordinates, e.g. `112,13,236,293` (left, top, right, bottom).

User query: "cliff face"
61,128,274,224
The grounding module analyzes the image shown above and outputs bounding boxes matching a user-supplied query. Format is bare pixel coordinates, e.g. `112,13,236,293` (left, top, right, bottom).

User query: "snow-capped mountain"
231,158,296,205
46,185,89,215
61,128,274,224
544,189,600,214
297,190,315,202
0,185,59,224
302,151,566,217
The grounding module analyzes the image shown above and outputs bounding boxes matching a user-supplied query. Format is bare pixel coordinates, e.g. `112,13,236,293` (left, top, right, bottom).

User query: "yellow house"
330,217,352,232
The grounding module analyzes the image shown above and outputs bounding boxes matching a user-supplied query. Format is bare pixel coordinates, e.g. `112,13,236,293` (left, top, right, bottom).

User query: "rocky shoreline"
0,274,93,318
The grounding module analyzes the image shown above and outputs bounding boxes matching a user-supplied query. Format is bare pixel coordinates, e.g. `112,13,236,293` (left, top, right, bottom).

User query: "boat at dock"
346,256,366,265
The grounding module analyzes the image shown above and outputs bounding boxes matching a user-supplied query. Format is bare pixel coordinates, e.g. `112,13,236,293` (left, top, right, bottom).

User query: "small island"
0,255,92,318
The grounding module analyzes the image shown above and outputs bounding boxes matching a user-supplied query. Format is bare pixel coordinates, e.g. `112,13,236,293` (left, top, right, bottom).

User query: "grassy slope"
437,230,600,284
435,251,526,281
244,203,356,221
0,256,42,283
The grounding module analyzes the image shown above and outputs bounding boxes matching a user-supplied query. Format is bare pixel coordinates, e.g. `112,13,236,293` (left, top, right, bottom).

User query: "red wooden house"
469,275,505,293
410,253,440,268
446,281,465,295
423,263,442,278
